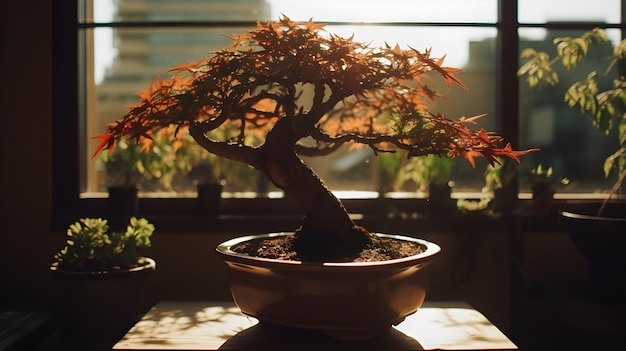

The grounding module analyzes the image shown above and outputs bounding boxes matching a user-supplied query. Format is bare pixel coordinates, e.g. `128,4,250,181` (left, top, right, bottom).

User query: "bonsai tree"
94,16,536,262
518,28,626,209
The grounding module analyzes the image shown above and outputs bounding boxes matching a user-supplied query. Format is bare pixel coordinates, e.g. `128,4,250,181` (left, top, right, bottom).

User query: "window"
52,1,625,226
519,28,622,194
518,0,624,195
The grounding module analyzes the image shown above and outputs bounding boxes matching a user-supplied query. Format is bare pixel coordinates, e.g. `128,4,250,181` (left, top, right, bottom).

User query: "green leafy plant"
412,155,453,189
52,217,155,271
98,136,145,188
482,157,517,192
100,122,259,192
93,16,537,262
518,28,626,204
98,125,210,190
522,164,570,193
378,153,452,192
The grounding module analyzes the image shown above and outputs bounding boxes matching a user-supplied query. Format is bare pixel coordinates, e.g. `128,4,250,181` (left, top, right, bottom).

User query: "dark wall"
0,0,57,306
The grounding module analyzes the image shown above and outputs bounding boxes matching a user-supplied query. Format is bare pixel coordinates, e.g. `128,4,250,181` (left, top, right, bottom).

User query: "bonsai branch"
189,122,261,169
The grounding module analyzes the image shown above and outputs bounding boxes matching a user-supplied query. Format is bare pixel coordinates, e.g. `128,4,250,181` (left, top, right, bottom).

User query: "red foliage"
94,16,537,167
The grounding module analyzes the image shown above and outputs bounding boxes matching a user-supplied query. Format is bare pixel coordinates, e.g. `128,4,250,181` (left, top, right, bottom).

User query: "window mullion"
497,0,518,148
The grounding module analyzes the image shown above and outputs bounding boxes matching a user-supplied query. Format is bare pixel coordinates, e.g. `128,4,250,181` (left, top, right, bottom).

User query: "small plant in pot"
98,136,145,214
418,155,456,214
518,27,626,295
98,124,211,214
50,217,156,341
482,157,519,212
93,16,536,339
387,154,456,214
521,164,569,214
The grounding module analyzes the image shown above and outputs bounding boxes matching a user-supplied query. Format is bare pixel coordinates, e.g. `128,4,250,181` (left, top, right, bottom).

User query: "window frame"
52,0,626,231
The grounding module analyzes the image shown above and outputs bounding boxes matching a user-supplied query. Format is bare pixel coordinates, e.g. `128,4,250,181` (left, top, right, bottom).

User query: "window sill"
51,193,625,233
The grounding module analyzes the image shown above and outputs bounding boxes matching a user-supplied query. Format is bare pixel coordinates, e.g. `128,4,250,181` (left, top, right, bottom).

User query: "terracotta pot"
561,204,626,296
50,257,156,341
216,233,441,340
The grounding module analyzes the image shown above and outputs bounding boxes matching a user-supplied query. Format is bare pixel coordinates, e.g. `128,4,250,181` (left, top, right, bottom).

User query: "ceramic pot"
216,233,441,340
50,257,156,341
561,204,626,296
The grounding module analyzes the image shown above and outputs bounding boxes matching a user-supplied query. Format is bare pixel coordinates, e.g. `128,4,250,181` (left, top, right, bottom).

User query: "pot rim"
49,256,156,276
216,232,441,267
560,210,626,222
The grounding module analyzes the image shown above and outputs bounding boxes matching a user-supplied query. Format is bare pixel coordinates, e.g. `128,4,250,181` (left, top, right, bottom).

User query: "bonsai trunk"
260,147,374,261
189,122,375,262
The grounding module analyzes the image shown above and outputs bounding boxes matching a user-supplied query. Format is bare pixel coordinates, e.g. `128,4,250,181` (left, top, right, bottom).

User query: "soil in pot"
231,233,426,262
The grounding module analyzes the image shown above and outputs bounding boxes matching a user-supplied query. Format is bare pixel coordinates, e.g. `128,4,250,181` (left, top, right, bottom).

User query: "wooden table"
114,301,517,350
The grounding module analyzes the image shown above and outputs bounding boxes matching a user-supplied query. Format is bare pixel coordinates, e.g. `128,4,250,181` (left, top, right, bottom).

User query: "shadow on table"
218,322,424,350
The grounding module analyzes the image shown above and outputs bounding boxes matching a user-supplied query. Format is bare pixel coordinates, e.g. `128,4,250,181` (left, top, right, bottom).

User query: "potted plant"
187,128,264,213
93,16,536,339
50,217,156,341
98,124,217,214
389,154,456,213
520,164,569,214
422,156,456,214
518,28,626,294
482,157,519,213
98,136,145,214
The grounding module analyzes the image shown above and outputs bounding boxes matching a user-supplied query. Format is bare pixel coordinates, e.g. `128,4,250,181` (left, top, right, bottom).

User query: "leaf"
463,151,481,168
572,38,589,56
602,146,625,178
520,48,538,58
91,134,115,159
306,17,326,31
136,81,156,104
517,59,537,76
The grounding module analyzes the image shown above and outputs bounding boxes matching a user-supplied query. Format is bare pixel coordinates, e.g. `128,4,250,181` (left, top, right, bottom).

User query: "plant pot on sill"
49,257,156,342
196,182,223,216
216,233,441,341
531,188,554,215
108,186,139,215
561,204,626,297
491,185,518,213
428,182,457,215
